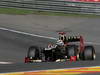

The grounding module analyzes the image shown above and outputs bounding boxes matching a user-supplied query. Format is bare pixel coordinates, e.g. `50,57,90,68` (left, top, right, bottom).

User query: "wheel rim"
29,49,35,57
77,54,79,60
93,53,96,60
69,48,75,56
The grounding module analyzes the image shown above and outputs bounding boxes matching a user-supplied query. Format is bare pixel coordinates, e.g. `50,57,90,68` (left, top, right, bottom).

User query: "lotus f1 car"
25,32,96,63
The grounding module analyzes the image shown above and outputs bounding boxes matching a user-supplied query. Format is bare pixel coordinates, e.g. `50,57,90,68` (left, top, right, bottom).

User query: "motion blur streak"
0,66,100,75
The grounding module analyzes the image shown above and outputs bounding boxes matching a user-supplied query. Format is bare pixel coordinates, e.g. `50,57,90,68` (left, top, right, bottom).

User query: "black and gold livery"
25,33,96,63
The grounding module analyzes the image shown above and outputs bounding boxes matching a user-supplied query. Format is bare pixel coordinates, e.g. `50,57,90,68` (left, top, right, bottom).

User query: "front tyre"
27,46,40,60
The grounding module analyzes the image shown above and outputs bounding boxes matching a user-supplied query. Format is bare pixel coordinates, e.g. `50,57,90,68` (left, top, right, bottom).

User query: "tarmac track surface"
0,14,99,74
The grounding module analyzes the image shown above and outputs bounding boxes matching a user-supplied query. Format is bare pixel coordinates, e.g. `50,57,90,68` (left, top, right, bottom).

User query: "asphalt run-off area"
0,14,100,75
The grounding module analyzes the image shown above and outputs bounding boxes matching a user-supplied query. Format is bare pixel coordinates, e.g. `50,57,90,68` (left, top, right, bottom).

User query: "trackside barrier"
0,0,100,15
71,0,100,2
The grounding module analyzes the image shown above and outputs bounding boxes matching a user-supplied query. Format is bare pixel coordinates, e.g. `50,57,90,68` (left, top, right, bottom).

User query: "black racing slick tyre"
27,46,40,59
66,45,77,59
83,46,96,60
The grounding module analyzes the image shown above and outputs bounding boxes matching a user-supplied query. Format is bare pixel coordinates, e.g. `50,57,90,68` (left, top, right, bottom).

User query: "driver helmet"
56,40,64,46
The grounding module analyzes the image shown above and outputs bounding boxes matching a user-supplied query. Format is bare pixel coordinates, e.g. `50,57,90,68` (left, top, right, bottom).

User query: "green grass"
0,7,100,18
0,8,33,15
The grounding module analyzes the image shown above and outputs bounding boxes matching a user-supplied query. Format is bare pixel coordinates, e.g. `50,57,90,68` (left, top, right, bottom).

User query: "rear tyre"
83,46,96,60
66,45,78,59
27,46,40,60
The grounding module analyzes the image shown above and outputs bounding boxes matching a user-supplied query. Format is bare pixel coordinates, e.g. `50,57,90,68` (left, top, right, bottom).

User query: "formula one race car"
25,32,96,63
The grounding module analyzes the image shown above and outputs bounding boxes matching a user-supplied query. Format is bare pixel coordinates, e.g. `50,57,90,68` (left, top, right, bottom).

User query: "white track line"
0,27,100,45
0,27,56,40
85,42,100,45
0,62,13,64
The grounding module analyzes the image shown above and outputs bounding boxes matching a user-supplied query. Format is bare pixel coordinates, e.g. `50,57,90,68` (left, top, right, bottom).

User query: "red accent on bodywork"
59,32,66,35
25,57,30,63
71,0,100,2
70,56,77,61
80,36,85,52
